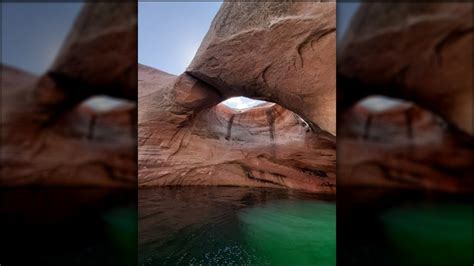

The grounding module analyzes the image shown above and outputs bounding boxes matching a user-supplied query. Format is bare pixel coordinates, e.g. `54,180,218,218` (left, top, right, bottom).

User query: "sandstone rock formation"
1,2,137,186
1,65,136,186
138,1,336,193
338,97,473,192
188,1,336,135
337,2,473,192
338,2,473,135
138,64,335,193
37,2,137,106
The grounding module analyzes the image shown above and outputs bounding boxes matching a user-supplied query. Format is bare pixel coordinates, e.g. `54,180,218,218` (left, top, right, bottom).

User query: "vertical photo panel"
1,3,137,265
138,2,336,265
337,2,473,266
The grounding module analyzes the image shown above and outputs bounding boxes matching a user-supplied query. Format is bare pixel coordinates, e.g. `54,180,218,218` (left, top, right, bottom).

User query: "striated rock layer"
138,64,336,193
1,2,137,186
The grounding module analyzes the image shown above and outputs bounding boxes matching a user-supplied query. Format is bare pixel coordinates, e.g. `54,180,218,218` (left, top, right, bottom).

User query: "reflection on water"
0,188,136,266
139,187,336,265
338,187,473,266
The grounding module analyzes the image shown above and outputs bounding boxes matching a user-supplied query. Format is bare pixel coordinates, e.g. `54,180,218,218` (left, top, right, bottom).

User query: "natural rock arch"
138,65,336,192
138,1,337,192
187,1,336,136
1,3,137,186
338,2,473,135
337,2,473,192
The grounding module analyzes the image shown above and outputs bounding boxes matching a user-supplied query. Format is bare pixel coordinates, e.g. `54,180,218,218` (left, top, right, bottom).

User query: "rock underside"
138,65,336,193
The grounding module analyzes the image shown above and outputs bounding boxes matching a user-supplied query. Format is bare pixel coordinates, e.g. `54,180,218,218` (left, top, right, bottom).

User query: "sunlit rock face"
138,64,335,193
0,2,137,186
188,1,336,135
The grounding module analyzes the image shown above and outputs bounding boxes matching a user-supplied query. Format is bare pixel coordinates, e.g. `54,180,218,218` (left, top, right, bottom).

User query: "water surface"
0,188,136,266
139,187,336,265
338,187,472,266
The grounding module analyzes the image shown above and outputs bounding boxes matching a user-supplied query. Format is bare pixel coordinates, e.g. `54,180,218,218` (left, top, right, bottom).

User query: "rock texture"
337,3,473,192
138,64,336,193
138,2,336,192
188,1,336,135
338,97,473,192
1,2,137,186
1,65,136,186
338,2,473,135
37,2,137,106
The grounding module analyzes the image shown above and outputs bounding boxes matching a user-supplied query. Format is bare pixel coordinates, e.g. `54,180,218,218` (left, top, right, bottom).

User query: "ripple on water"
138,187,336,266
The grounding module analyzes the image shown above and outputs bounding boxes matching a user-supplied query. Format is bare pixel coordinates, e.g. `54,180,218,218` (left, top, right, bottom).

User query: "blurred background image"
337,2,473,266
138,2,336,265
1,2,137,265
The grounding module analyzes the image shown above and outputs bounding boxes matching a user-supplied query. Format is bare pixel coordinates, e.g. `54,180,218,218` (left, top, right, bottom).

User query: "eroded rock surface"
138,2,336,192
138,64,336,193
338,97,473,193
1,66,136,186
37,2,137,106
1,2,137,186
337,3,473,192
188,1,336,135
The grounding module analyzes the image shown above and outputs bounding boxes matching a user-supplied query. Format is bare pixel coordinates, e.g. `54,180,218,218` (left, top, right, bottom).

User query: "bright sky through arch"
221,97,268,110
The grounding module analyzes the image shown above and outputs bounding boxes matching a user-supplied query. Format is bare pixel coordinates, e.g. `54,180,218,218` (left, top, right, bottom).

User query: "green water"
382,202,473,266
240,200,336,266
103,207,138,266
0,188,136,265
338,188,473,266
139,187,336,265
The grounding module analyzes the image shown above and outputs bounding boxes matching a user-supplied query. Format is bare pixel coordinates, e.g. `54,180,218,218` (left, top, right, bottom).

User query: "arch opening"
139,66,336,193
212,96,312,132
339,94,473,192
220,96,270,111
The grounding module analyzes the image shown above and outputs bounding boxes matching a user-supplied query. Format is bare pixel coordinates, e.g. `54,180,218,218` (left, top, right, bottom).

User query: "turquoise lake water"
382,202,472,265
139,187,336,265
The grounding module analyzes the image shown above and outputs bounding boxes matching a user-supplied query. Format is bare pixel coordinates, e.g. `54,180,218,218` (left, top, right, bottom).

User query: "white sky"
221,97,268,110
359,96,408,113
